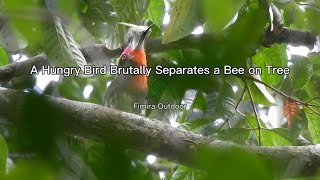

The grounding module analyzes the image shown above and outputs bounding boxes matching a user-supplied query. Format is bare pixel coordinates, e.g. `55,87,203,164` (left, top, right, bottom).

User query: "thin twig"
216,118,230,133
235,87,246,117
243,79,262,146
306,97,320,103
235,87,256,130
240,75,320,115
227,118,231,128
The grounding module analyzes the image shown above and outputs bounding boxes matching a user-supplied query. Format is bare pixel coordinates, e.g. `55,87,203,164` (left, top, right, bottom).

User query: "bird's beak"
134,24,153,50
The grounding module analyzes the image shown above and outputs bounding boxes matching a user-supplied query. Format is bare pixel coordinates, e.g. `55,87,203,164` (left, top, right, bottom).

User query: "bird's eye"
121,54,127,60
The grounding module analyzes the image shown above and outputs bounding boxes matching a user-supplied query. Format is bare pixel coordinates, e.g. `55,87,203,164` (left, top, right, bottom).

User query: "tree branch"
1,24,317,82
0,54,48,82
263,3,317,49
0,87,320,178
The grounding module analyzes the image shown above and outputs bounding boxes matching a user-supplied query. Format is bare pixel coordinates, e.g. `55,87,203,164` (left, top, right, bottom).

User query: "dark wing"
104,80,146,115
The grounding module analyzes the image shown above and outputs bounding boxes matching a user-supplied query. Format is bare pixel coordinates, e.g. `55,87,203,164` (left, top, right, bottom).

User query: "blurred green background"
0,0,320,179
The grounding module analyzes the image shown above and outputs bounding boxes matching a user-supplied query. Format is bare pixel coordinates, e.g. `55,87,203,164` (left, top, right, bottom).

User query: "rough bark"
263,4,317,49
0,54,48,82
0,87,320,178
0,87,206,165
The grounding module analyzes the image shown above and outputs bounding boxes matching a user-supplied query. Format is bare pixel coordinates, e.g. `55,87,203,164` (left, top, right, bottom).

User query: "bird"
104,26,151,115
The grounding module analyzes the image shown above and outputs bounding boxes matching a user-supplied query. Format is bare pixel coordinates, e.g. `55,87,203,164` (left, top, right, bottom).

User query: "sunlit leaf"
4,0,44,52
171,165,189,180
0,47,9,66
261,129,291,146
162,0,201,44
6,160,55,180
203,0,245,31
307,113,320,144
252,44,287,87
280,2,306,30
246,80,275,106
305,6,320,34
53,17,87,69
145,0,165,26
270,128,299,144
290,57,313,90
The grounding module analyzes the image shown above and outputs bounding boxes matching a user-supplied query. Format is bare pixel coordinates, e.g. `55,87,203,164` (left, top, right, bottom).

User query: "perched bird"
104,26,151,115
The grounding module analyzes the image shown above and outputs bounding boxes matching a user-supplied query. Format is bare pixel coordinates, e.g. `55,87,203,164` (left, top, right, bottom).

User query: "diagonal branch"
0,54,48,82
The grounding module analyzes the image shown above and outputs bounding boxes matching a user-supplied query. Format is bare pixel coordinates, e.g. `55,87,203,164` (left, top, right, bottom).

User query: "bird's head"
118,25,152,67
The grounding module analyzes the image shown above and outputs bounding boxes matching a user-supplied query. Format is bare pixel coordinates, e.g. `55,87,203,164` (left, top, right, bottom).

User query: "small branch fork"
242,79,262,146
231,84,265,144
240,75,320,116
263,3,317,49
234,74,320,145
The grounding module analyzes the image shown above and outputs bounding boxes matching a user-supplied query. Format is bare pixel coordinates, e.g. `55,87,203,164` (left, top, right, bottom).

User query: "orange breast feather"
130,49,147,92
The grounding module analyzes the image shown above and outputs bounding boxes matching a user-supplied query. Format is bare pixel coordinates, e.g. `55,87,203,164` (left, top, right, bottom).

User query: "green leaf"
109,0,150,23
197,146,271,180
79,0,121,49
245,115,266,129
0,134,8,176
0,22,27,53
305,6,320,34
171,165,189,180
215,82,235,118
261,129,291,146
192,91,206,111
309,54,320,65
215,128,251,144
162,0,201,44
145,0,165,26
252,44,287,87
59,76,88,101
281,2,306,30
6,160,55,179
307,113,320,144
246,80,275,106
203,0,245,31
4,0,44,52
270,128,298,144
245,115,266,144
206,82,235,119
56,0,78,18
53,17,87,69
0,47,9,66
289,58,313,90
146,79,178,101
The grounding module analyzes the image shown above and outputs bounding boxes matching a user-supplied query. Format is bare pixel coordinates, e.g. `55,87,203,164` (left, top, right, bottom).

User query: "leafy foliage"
0,0,320,179
162,0,202,44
